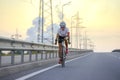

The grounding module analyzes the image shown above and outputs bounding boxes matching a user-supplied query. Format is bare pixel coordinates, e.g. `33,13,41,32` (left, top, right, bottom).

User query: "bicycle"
55,37,70,67
61,38,66,67
61,37,70,67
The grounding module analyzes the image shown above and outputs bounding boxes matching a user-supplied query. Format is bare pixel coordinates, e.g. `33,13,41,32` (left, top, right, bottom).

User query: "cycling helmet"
59,21,66,28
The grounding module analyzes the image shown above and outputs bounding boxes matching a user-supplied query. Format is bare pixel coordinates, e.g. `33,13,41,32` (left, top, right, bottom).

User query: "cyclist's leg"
65,39,68,54
58,43,62,59
65,39,68,49
58,36,63,63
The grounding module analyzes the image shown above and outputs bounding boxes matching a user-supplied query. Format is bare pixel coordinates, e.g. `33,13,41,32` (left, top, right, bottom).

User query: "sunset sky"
0,0,120,52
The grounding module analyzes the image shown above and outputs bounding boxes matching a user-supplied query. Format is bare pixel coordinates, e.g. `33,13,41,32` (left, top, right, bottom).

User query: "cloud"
26,17,43,42
43,23,59,44
26,17,59,44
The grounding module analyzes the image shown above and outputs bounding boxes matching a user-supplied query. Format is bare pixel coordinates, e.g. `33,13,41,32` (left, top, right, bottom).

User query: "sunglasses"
61,26,65,28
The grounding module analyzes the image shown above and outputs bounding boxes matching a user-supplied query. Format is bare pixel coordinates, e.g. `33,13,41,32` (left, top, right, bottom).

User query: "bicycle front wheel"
61,46,66,67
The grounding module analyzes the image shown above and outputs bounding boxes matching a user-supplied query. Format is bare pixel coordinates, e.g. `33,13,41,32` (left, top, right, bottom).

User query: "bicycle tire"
61,46,65,67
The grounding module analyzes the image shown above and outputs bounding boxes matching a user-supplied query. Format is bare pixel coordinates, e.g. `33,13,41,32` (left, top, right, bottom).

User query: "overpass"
0,37,92,77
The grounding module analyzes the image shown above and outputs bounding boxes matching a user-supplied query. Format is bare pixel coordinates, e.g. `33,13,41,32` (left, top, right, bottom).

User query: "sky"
0,0,120,52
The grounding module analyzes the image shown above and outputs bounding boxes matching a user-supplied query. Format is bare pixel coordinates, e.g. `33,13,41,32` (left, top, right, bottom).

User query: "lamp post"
62,1,71,21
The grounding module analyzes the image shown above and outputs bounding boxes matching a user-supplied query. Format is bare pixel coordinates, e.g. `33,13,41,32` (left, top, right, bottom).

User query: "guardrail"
0,37,93,67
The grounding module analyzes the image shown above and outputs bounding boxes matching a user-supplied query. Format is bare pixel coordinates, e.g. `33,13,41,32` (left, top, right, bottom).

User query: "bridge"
0,37,92,77
0,37,120,80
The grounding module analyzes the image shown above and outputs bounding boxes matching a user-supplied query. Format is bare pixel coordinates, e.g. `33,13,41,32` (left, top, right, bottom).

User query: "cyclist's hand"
67,38,71,44
55,42,57,45
55,39,57,45
68,42,71,44
68,41,71,44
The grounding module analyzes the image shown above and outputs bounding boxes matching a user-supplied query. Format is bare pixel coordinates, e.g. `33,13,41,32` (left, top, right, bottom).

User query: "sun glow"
0,0,120,51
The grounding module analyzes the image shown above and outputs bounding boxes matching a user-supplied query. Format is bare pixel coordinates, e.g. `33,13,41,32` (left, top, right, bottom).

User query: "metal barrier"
0,37,93,67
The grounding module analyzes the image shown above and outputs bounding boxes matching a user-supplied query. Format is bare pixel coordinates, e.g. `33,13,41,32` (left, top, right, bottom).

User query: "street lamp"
62,1,71,21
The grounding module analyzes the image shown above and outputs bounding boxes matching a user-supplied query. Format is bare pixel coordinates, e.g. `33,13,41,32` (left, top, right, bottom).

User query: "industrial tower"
37,0,53,44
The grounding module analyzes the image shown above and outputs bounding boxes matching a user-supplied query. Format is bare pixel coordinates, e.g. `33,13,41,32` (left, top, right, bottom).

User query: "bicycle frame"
61,39,66,67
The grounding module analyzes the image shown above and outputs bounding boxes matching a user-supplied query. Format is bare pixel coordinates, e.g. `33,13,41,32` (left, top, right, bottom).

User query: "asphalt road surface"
1,52,120,80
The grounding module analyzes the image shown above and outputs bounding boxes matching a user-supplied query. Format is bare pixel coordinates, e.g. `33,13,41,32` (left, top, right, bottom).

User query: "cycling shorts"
58,36,65,43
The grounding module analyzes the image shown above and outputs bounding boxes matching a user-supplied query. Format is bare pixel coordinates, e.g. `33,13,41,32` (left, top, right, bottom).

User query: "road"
1,52,120,80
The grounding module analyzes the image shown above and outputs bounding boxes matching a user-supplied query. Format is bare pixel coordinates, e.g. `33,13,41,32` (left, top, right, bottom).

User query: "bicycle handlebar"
55,37,71,45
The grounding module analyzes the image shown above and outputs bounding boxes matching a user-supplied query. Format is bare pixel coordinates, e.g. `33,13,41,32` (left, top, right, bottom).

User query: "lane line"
108,53,120,60
16,64,60,80
109,53,119,59
16,53,92,80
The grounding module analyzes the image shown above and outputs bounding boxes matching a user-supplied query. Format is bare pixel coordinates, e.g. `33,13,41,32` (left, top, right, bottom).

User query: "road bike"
61,38,66,67
61,37,70,67
55,37,70,67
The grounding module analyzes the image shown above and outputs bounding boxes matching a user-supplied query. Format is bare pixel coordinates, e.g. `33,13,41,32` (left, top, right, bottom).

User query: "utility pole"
71,14,77,48
50,0,54,45
84,31,87,49
38,0,53,44
76,12,83,49
71,12,85,49
41,0,44,43
11,28,21,40
37,0,42,43
71,16,76,48
76,12,86,49
76,12,80,48
71,12,80,48
83,31,94,50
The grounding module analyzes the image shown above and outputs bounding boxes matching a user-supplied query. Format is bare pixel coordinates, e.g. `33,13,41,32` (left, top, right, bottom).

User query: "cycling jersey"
57,27,69,37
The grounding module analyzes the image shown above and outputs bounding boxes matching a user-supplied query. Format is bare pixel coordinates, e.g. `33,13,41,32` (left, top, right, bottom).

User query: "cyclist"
55,21,70,64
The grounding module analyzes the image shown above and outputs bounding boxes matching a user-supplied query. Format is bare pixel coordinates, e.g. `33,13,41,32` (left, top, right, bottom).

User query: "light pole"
62,1,71,21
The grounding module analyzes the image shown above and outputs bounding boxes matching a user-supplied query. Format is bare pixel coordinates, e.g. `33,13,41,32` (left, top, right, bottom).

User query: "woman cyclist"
55,21,70,64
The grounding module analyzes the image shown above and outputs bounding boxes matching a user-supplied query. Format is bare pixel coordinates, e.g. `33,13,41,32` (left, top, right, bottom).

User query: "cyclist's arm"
56,33,59,40
67,31,71,44
55,33,59,45
67,32,70,41
67,32,70,38
65,27,70,44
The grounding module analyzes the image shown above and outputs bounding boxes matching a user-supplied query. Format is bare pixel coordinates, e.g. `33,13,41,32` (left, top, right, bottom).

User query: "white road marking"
108,53,120,60
16,53,92,80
